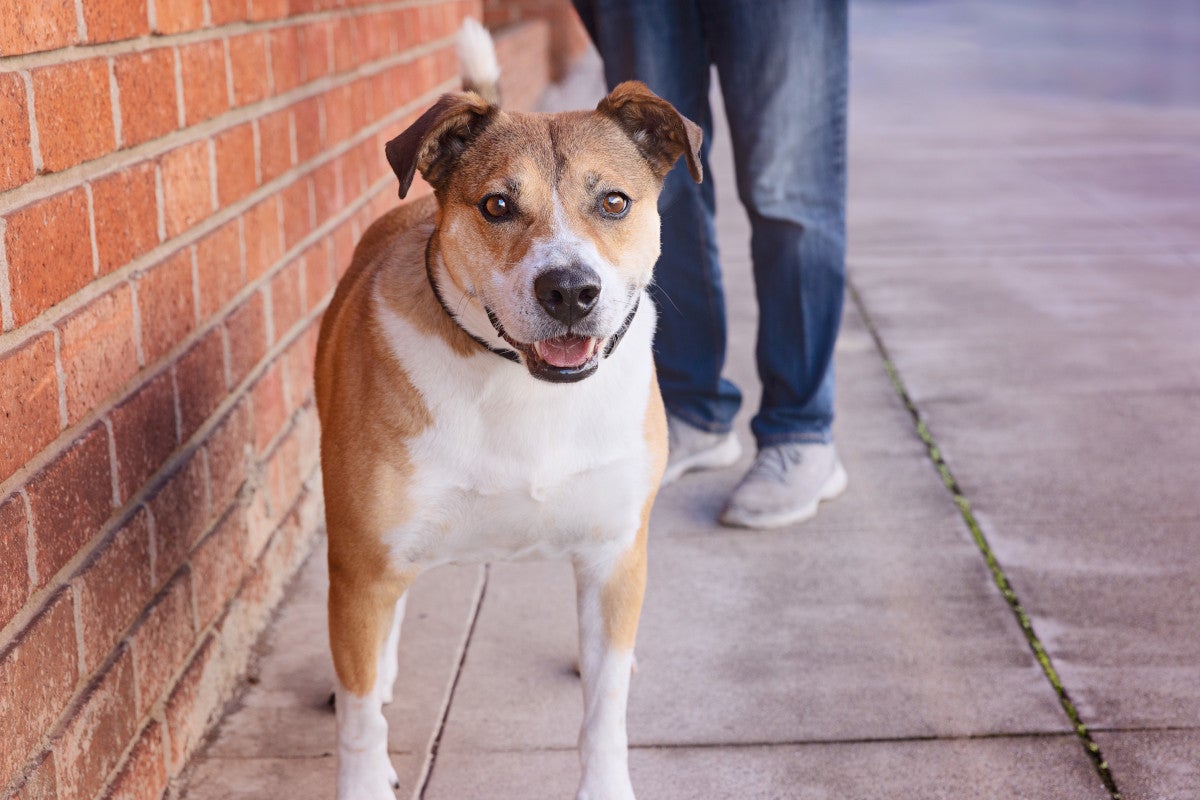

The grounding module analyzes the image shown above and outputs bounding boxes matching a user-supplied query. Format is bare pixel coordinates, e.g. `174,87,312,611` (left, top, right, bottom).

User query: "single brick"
265,422,304,519
82,0,150,44
311,160,343,226
5,187,94,326
136,249,197,365
109,369,178,501
355,12,393,64
91,161,160,275
195,220,243,321
0,333,60,484
395,6,420,51
250,362,286,454
341,140,370,200
280,178,312,252
242,197,283,281
178,40,230,127
164,635,216,771
191,510,247,628
349,75,374,132
0,72,34,193
228,33,270,108
173,327,226,442
292,96,323,164
129,572,195,717
322,84,354,147
303,240,334,311
57,284,139,424
103,720,167,800
269,26,304,96
214,122,257,208
147,449,208,578
54,647,138,800
257,108,292,185
25,425,114,587
0,0,76,56
270,257,305,340
331,16,357,74
74,509,154,672
0,591,79,782
224,290,267,388
248,0,286,22
209,0,248,25
297,23,332,83
153,0,204,34
205,400,253,514
32,59,116,173
159,141,214,239
0,493,30,629
330,217,357,278
113,48,179,148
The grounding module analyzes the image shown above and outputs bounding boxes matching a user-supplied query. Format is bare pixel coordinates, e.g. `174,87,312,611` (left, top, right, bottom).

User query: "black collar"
424,239,640,366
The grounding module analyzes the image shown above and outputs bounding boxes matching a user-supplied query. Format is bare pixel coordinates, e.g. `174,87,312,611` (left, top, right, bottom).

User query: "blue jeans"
573,0,848,446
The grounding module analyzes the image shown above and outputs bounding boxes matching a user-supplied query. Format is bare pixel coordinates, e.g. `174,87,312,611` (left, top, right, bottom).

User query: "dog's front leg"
572,526,648,800
330,571,413,800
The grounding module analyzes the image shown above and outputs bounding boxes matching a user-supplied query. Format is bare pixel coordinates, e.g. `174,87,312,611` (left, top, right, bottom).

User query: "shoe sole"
659,433,743,487
718,460,849,529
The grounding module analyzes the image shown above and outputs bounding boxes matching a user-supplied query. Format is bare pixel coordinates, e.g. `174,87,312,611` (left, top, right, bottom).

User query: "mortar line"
414,564,490,799
846,279,1123,800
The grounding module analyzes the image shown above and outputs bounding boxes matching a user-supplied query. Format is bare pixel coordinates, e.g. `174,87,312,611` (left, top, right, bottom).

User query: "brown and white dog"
314,21,701,800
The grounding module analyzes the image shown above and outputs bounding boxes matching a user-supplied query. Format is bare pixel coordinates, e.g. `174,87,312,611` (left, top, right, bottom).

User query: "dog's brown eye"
601,192,629,217
481,194,511,221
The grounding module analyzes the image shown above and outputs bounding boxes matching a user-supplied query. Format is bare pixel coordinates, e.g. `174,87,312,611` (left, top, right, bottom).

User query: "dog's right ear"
385,92,496,199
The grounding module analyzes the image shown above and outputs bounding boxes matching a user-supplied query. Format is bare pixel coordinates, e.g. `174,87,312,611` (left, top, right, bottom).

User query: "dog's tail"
458,18,501,106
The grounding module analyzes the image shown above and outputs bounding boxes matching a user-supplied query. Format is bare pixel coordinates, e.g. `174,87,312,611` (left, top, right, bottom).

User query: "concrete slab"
203,548,482,760
916,392,1200,525
425,736,1108,800
1094,729,1200,800
181,754,422,800
438,524,1067,754
848,250,1200,404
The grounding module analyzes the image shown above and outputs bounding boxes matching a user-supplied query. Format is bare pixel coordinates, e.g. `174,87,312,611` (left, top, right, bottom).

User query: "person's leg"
704,0,849,447
573,0,742,434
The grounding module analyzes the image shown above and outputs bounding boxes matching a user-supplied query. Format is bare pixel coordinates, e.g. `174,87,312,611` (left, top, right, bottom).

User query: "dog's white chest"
376,297,657,568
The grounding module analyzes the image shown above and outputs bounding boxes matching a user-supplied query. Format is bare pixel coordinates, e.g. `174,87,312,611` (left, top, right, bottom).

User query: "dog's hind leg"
572,523,648,800
329,567,415,800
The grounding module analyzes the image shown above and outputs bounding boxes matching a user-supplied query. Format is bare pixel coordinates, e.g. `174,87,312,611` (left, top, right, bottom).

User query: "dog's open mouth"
504,333,602,383
533,335,598,369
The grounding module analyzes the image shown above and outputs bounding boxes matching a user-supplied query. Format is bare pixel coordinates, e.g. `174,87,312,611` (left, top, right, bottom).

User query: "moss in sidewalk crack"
848,282,1123,800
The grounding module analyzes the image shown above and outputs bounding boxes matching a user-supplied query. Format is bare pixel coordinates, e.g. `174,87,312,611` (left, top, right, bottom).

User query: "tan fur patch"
600,372,667,651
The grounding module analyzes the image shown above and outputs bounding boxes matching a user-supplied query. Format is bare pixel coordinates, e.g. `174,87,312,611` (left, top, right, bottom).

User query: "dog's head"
384,82,702,383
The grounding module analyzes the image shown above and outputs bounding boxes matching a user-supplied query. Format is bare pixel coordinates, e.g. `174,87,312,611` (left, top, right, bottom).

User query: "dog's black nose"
534,267,601,324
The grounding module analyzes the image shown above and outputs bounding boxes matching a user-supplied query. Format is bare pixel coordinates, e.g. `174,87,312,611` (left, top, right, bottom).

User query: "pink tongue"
539,336,592,368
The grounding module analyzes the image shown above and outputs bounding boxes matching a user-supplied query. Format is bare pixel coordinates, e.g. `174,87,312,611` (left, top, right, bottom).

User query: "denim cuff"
754,430,833,448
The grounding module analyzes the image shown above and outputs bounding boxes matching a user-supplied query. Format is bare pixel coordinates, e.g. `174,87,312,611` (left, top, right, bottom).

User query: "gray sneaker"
719,442,848,529
661,414,742,487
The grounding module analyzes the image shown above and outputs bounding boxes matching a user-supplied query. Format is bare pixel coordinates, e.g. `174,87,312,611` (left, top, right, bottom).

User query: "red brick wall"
483,0,591,80
0,2,567,798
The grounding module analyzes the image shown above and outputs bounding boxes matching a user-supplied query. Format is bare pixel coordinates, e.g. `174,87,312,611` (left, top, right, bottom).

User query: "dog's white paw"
336,747,400,800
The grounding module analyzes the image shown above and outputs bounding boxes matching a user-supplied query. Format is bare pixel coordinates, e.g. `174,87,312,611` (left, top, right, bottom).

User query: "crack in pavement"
847,279,1124,800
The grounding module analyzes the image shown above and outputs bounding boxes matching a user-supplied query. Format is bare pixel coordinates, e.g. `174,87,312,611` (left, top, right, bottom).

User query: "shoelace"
744,445,804,485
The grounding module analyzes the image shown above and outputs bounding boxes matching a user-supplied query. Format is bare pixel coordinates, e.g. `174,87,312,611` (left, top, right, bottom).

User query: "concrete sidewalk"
178,3,1200,798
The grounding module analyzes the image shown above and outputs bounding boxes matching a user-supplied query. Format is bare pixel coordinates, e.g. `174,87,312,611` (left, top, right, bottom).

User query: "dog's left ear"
385,92,496,199
597,81,703,183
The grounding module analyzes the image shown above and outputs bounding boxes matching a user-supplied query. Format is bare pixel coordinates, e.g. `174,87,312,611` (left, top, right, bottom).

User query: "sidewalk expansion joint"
414,564,490,800
847,280,1124,800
